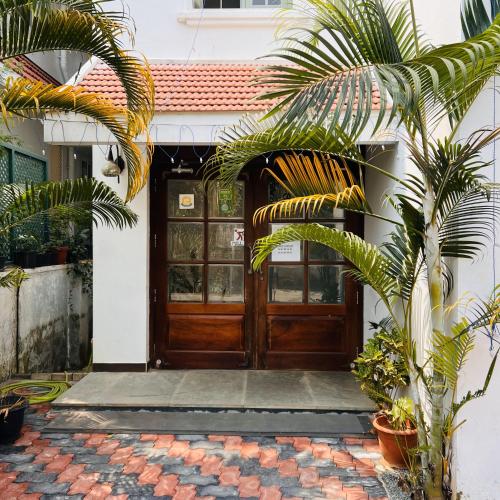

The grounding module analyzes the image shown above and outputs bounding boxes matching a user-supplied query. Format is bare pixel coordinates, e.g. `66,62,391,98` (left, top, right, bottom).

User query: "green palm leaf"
462,0,500,39
0,266,27,288
0,77,152,200
253,223,398,306
0,177,137,236
0,0,154,127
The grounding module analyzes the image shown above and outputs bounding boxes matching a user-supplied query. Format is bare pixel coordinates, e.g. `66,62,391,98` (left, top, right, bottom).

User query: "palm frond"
0,266,27,288
0,0,154,127
205,115,362,186
0,77,152,200
462,0,500,39
432,321,475,392
0,177,138,236
253,223,398,305
253,152,369,222
255,0,499,136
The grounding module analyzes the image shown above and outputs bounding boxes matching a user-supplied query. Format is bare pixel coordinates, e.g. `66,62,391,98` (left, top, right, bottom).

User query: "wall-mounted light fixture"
102,145,125,182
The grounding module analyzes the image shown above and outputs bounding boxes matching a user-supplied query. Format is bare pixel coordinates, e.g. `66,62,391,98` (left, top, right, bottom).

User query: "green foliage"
0,0,154,200
13,233,39,253
352,323,409,410
388,397,415,431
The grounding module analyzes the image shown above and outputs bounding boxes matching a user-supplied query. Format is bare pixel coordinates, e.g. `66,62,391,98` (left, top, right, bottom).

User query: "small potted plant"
0,393,28,444
48,213,70,265
13,234,39,268
373,397,418,467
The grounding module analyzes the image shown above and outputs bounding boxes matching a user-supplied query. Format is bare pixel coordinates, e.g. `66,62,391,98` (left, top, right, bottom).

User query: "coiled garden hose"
0,380,70,404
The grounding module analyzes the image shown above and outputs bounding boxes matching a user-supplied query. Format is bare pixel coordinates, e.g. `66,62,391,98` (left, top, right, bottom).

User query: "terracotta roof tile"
6,55,60,86
78,63,382,113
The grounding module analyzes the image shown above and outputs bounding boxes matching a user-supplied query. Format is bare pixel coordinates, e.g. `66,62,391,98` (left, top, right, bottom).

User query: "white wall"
106,0,289,61
451,77,500,500
92,146,150,366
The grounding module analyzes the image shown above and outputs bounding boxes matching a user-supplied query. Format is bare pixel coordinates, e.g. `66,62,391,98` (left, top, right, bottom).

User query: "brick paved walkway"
0,405,388,500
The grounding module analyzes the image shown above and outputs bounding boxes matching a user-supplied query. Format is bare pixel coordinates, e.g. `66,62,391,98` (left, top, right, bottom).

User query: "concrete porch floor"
53,370,374,411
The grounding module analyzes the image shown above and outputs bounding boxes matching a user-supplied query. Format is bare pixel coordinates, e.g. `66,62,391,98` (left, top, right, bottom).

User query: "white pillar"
92,145,150,367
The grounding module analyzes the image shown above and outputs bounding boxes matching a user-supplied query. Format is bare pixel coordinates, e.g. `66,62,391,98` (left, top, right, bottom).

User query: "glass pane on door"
208,181,245,218
208,223,245,261
308,265,344,304
168,265,204,302
168,180,205,218
168,222,204,260
208,264,245,303
268,265,304,303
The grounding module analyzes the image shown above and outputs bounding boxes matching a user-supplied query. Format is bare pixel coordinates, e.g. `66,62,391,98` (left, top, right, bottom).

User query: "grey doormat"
45,410,372,436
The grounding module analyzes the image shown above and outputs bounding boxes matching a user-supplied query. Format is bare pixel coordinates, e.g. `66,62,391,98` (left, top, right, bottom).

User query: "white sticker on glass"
231,228,245,247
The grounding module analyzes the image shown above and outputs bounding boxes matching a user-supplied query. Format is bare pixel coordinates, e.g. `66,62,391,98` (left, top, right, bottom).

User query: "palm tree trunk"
422,181,446,500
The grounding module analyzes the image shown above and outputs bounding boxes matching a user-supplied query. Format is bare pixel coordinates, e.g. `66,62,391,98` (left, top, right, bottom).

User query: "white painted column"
92,146,150,367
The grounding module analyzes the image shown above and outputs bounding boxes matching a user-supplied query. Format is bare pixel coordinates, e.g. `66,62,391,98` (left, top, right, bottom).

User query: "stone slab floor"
0,405,389,499
54,371,373,412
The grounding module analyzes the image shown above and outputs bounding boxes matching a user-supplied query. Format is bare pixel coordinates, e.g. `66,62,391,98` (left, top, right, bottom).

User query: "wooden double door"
150,167,363,370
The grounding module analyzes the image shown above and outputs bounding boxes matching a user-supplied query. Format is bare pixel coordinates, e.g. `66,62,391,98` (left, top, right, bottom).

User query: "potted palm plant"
373,397,418,468
0,393,28,444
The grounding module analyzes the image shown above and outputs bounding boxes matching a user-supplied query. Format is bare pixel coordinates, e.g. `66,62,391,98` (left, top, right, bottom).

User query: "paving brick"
276,437,294,445
138,464,163,485
219,466,241,486
260,474,299,488
73,433,91,440
179,474,218,486
241,442,261,459
184,448,206,466
154,434,176,448
177,434,207,441
12,463,44,473
207,435,226,442
278,459,299,477
0,471,18,489
123,455,147,474
200,455,223,476
260,485,283,500
168,441,190,457
281,486,324,498
173,484,197,500
83,463,123,474
57,464,86,483
111,476,155,497
73,453,110,465
96,440,120,455
84,434,108,447
18,494,42,500
224,436,243,450
198,485,239,497
44,454,74,473
84,482,113,499
154,474,179,496
166,464,199,476
109,447,134,464
190,440,223,450
299,467,321,488
27,482,70,495
15,431,41,446
68,473,99,495
239,475,261,497
0,453,34,464
15,472,58,483
293,437,312,452
260,448,279,468
140,433,158,441
3,482,28,497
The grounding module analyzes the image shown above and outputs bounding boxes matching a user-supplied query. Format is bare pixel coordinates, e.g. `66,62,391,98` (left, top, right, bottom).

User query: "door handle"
245,244,254,275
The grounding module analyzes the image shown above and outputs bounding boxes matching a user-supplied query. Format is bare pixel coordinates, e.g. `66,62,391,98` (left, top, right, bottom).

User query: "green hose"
0,380,70,404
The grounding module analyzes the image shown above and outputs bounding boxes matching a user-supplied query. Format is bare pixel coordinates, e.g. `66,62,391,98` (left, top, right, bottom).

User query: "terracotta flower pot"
56,246,70,265
373,414,418,468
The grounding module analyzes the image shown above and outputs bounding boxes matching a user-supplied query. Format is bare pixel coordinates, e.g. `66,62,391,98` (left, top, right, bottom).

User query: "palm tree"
206,1,500,498
0,177,137,288
0,0,155,200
